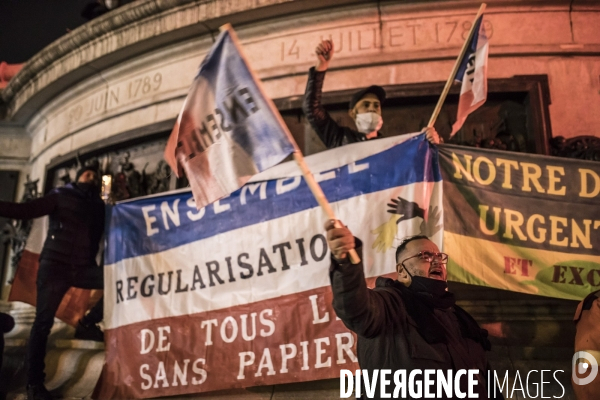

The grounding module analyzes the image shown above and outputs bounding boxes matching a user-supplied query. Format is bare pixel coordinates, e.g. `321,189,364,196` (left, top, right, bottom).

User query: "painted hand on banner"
371,197,427,253
387,197,425,222
419,205,442,237
371,214,401,253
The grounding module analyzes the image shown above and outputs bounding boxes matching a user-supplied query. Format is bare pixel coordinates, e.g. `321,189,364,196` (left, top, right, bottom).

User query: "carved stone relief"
550,135,600,161
49,137,174,203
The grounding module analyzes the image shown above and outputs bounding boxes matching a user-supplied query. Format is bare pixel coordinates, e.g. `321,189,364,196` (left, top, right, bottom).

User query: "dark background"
0,0,89,63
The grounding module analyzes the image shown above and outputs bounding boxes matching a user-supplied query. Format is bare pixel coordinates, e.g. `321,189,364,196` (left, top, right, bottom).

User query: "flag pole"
427,3,486,128
221,24,361,264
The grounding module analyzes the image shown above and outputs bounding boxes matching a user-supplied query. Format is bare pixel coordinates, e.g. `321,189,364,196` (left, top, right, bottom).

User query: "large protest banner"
94,134,443,399
440,144,600,300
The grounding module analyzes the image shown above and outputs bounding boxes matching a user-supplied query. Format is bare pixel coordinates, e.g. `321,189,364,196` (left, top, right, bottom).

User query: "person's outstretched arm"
326,220,398,338
0,194,58,220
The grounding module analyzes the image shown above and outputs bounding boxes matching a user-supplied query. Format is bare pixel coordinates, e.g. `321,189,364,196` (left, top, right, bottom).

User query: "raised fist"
315,40,334,72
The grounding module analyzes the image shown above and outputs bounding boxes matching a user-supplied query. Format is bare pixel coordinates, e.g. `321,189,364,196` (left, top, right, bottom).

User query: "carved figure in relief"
111,171,130,201
145,160,172,195
302,39,441,149
123,158,142,198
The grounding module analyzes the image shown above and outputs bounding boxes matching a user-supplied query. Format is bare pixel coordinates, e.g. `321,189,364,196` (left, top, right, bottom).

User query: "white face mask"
355,112,383,134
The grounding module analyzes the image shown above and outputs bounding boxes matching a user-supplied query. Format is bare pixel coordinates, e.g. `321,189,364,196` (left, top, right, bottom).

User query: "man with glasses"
325,220,499,398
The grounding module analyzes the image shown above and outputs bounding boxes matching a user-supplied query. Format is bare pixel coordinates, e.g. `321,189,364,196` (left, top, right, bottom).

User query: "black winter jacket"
0,183,105,266
303,67,381,149
330,244,492,399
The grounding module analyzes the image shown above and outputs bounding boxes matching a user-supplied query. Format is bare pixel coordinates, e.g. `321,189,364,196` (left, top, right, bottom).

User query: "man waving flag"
450,14,489,137
164,26,296,209
164,24,359,263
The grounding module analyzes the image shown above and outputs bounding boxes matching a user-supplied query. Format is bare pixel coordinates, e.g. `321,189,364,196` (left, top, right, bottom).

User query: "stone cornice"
2,0,596,123
2,0,377,123
1,0,187,102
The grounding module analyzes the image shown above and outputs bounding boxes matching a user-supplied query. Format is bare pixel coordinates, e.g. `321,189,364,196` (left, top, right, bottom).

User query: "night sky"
0,0,89,64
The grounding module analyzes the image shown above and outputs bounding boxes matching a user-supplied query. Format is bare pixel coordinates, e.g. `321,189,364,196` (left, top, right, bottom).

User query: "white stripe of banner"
105,181,441,329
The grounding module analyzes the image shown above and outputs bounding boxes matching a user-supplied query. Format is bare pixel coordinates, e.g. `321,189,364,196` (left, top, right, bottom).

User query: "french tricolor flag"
164,27,295,210
450,15,489,137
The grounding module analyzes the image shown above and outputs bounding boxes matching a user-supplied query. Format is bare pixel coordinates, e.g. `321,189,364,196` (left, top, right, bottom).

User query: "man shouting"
325,220,500,399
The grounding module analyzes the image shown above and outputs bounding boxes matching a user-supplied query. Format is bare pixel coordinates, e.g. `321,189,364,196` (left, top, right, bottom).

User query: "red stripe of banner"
94,275,388,399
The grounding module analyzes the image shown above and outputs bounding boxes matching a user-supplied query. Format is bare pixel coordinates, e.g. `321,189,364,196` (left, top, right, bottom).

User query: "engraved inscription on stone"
66,72,163,129
249,17,493,70
60,15,495,131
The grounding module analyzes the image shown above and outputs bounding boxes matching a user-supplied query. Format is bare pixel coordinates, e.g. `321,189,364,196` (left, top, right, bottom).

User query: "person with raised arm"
303,39,440,149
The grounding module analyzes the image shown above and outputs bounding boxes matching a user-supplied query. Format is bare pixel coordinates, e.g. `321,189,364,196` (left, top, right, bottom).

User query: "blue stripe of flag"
105,135,441,265
195,29,295,170
454,15,483,82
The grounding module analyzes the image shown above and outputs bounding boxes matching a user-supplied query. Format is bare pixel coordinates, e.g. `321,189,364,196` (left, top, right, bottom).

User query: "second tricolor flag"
450,15,489,137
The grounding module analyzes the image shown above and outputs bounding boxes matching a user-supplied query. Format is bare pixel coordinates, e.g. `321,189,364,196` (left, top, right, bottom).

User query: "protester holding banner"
325,220,499,398
0,166,105,400
303,39,441,148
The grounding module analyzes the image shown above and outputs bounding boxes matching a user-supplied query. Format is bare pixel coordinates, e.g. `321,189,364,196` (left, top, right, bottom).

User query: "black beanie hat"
348,85,386,111
75,165,98,182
